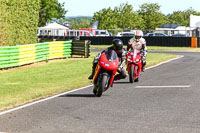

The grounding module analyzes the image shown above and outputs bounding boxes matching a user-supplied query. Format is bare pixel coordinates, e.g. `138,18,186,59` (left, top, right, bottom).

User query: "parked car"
116,32,135,37
108,32,113,36
172,34,186,37
145,33,168,37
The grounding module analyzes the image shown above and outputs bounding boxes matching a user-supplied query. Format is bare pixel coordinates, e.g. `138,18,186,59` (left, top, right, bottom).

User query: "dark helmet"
112,39,123,50
112,39,123,56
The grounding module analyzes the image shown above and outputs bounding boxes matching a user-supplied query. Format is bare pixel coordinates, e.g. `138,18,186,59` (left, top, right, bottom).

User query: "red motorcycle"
92,49,119,97
126,49,142,83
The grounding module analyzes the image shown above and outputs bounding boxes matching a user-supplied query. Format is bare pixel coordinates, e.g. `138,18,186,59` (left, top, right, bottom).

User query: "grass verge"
0,52,177,111
91,45,200,52
148,46,200,52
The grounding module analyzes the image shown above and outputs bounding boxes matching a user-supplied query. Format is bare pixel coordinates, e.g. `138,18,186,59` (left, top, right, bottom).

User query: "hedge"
0,0,40,46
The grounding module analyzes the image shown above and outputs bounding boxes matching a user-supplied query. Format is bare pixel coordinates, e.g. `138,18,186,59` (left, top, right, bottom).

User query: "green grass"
148,46,200,52
146,53,177,67
91,45,112,49
0,52,177,111
91,45,200,52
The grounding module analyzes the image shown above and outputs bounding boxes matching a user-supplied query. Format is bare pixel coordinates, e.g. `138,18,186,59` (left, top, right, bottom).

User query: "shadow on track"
59,93,96,98
114,81,130,84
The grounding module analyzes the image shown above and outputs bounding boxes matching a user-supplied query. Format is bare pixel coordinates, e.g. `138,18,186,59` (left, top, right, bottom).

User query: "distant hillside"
66,16,92,19
65,16,93,29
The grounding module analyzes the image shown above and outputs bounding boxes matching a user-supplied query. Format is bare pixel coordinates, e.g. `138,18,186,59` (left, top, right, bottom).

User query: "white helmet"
135,30,143,41
135,30,143,37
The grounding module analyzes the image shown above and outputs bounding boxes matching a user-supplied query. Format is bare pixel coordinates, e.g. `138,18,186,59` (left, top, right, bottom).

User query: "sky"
58,0,200,17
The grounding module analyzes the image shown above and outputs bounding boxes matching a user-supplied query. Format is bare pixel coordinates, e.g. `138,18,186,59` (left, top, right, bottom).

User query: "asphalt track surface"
1,51,200,133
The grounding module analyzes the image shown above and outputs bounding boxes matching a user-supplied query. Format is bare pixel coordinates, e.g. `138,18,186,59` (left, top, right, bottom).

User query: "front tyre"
129,66,136,83
95,74,108,97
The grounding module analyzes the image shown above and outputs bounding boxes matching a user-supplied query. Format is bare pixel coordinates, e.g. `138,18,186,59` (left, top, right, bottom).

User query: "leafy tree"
39,0,67,27
93,7,118,29
116,3,145,30
168,8,200,26
138,3,169,30
92,3,144,30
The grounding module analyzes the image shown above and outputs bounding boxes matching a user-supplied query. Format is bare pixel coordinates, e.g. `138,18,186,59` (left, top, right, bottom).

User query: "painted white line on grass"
0,85,93,116
0,55,184,115
146,55,184,70
135,85,191,88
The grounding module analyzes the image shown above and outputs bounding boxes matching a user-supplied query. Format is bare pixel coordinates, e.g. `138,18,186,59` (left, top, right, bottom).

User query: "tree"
39,0,67,27
116,3,144,30
138,3,169,30
92,7,118,29
92,3,144,30
168,8,200,26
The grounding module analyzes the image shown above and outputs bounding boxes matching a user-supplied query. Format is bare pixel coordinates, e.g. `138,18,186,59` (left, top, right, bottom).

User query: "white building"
154,15,200,37
190,14,200,28
190,14,200,37
155,24,194,36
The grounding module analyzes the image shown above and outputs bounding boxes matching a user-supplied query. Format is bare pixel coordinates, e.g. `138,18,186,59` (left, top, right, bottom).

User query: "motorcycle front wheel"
94,74,108,97
129,66,136,83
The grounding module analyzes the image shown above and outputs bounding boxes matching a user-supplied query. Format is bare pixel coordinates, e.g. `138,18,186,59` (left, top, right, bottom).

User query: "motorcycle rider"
88,39,127,80
127,30,147,72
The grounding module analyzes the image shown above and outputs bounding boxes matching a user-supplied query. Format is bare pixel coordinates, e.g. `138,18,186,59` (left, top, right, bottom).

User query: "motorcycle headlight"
127,59,132,62
135,59,139,62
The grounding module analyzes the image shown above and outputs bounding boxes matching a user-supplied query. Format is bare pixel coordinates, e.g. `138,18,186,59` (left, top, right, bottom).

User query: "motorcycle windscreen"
130,49,140,59
105,49,118,62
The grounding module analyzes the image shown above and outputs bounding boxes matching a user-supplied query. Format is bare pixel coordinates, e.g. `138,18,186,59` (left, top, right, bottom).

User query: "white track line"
0,85,93,116
0,55,184,115
135,85,191,88
146,55,184,70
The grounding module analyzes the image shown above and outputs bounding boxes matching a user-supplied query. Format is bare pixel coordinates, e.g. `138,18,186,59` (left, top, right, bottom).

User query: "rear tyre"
93,85,97,95
129,66,135,83
134,77,139,82
95,74,108,97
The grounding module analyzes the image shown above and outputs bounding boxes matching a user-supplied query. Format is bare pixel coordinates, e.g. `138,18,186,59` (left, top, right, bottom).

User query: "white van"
116,32,135,37
95,30,110,36
116,30,144,37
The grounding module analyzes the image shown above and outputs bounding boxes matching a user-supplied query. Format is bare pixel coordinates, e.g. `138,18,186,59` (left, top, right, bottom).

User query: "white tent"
38,23,69,36
40,23,69,30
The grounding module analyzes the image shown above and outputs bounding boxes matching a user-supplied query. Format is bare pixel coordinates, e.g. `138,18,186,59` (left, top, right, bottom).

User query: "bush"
0,0,40,46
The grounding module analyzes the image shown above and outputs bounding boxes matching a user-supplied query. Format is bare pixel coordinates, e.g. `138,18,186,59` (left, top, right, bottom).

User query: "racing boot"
141,61,146,72
88,69,95,80
114,74,121,81
88,63,97,80
141,66,145,72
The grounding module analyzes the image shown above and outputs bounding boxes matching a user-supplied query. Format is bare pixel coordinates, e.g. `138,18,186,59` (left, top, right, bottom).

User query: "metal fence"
79,36,193,47
38,35,200,47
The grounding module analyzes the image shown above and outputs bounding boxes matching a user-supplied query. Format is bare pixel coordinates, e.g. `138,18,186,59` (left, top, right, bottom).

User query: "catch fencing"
144,37,192,47
79,36,200,47
0,41,72,69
